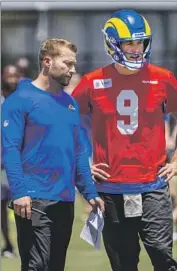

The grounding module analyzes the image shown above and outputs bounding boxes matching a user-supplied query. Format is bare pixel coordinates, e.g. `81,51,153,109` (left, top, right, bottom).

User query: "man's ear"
43,56,51,68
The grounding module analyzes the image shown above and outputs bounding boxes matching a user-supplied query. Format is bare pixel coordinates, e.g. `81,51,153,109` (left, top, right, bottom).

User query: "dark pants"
15,199,74,271
99,185,177,271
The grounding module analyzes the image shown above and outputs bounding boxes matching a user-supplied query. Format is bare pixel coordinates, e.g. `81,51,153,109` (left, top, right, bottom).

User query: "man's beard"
53,74,71,87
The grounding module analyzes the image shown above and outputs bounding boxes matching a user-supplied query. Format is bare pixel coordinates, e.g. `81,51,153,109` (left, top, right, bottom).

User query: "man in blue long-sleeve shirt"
1,38,104,271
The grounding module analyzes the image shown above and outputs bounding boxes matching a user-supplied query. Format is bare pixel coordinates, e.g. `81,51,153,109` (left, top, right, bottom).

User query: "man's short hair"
39,38,77,69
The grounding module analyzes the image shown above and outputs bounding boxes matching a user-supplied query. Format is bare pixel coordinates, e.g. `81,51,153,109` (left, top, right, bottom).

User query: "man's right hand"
91,163,110,183
13,196,32,219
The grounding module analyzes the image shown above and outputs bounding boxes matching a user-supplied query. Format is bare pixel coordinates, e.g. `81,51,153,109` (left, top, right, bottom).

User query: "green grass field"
1,196,177,271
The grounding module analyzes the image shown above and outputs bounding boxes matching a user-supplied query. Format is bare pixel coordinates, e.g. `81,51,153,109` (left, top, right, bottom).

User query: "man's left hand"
158,162,177,182
88,197,105,213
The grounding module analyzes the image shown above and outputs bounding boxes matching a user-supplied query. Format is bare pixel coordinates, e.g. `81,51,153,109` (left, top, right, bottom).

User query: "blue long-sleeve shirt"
1,80,98,201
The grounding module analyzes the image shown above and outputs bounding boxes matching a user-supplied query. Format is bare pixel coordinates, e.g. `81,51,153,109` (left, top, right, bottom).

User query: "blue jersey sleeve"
75,125,98,200
73,99,98,201
1,94,28,199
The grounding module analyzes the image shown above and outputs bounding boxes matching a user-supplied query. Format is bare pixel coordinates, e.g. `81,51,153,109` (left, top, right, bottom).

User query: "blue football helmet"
102,10,152,70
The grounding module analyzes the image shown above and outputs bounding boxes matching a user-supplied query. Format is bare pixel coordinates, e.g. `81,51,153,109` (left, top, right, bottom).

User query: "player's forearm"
172,148,177,163
76,148,98,200
76,127,98,200
2,147,28,199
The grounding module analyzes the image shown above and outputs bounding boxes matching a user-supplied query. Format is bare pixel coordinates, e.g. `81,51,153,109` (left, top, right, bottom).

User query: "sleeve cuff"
12,191,29,200
84,192,99,201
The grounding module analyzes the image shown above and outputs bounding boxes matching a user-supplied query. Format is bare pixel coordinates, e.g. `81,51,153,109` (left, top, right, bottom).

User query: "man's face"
121,40,144,62
2,66,20,93
47,47,77,87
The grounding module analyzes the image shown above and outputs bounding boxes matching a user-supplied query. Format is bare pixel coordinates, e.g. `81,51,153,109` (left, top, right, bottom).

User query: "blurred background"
1,1,177,270
1,0,177,77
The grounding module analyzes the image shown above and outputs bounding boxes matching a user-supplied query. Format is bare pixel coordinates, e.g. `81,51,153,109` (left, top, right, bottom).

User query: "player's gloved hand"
158,162,177,182
88,197,105,213
91,163,110,183
13,196,32,219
